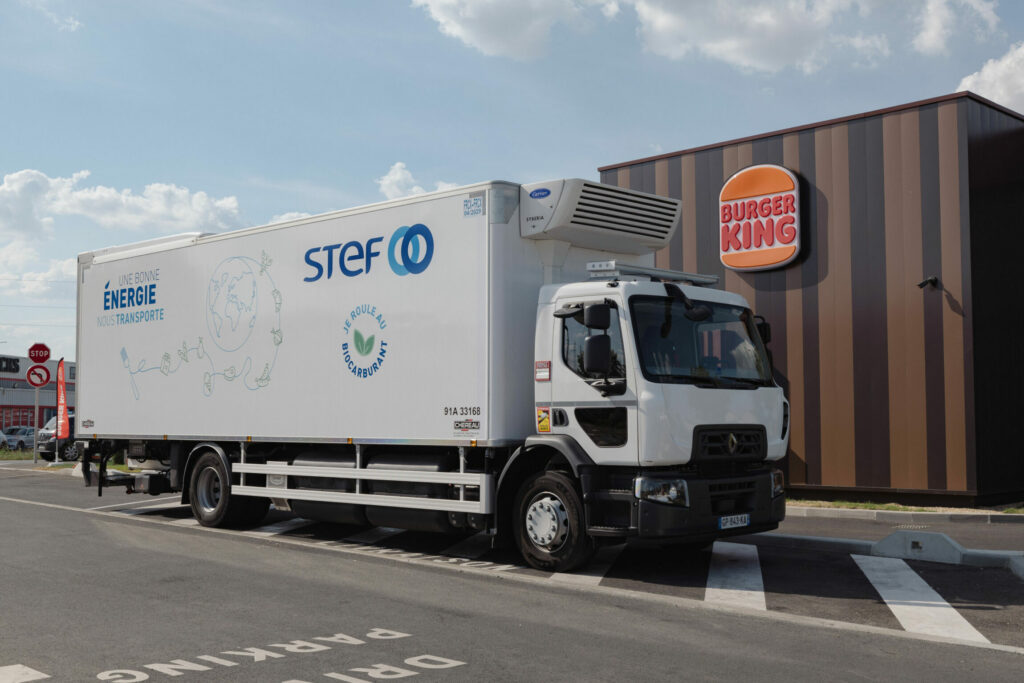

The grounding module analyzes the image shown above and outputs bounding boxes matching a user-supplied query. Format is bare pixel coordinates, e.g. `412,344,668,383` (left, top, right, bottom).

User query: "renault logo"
727,433,738,454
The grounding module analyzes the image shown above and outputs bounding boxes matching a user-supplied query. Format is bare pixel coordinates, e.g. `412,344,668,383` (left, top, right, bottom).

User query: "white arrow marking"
0,664,51,682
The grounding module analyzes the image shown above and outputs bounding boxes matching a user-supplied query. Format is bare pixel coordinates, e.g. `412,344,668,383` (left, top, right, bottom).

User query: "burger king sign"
719,164,800,271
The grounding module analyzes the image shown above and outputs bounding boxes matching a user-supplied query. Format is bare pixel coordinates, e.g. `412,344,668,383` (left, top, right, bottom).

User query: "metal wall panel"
601,93,1022,497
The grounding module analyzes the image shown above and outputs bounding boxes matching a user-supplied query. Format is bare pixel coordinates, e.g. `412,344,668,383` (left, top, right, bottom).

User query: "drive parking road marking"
852,554,989,643
0,664,50,682
705,541,767,611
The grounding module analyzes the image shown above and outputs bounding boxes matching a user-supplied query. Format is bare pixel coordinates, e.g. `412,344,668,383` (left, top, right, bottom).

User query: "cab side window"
562,308,626,381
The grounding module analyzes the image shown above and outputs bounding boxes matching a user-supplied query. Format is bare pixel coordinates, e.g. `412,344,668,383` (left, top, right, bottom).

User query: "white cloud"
412,0,619,59
20,0,82,32
631,0,888,74
957,42,1024,112
835,32,891,67
415,0,1006,74
270,211,313,224
0,169,241,237
912,0,999,55
414,0,886,73
376,162,458,200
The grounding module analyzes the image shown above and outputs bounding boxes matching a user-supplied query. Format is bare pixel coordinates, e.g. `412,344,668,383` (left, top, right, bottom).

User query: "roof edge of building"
598,91,1024,172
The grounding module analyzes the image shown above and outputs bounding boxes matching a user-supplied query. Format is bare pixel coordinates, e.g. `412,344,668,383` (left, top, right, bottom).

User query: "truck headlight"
771,469,785,497
634,477,689,507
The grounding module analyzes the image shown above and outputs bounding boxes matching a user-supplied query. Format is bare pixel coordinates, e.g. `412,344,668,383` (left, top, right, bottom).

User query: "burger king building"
599,92,1024,504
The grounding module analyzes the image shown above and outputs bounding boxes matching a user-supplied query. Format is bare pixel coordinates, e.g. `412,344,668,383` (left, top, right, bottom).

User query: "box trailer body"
78,179,788,571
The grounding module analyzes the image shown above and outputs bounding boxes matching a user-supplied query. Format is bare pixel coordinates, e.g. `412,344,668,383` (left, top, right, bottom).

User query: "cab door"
546,298,639,466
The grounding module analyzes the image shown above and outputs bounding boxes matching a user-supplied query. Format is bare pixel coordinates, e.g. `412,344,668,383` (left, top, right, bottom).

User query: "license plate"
718,513,750,530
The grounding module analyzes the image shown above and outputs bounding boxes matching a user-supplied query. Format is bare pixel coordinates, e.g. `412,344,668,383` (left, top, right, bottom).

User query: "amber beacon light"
719,164,800,271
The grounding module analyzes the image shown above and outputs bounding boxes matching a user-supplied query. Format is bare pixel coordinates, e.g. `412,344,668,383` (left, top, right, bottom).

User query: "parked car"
37,415,76,462
2,426,35,451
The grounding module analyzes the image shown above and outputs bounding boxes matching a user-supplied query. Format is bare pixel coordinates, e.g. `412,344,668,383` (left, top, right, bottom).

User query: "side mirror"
583,334,611,375
584,303,610,330
755,316,771,344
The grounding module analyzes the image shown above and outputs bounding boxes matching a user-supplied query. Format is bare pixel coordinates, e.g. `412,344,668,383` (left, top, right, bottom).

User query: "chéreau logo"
304,223,434,282
719,165,800,272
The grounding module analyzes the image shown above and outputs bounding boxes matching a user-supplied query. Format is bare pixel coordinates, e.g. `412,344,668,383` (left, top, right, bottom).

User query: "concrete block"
961,549,1023,568
871,531,966,565
1010,556,1024,580
990,514,1024,525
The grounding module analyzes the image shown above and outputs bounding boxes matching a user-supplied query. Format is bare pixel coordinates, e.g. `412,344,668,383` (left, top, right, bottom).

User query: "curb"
787,505,1024,524
759,531,1024,580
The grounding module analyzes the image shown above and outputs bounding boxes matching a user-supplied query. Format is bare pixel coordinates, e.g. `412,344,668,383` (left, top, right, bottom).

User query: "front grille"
692,425,766,462
708,480,757,496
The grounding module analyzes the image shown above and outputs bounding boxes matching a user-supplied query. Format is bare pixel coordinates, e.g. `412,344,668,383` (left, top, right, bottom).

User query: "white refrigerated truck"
77,178,788,571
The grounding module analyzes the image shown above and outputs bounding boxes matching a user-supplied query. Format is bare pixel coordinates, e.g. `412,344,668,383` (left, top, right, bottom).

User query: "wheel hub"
196,468,222,514
525,493,569,551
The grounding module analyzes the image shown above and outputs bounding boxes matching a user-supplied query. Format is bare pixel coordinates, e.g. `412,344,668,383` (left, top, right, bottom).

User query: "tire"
58,443,78,461
189,452,269,528
16,441,25,451
514,470,595,572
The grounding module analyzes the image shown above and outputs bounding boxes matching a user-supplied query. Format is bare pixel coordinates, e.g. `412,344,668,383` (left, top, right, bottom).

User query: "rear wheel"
189,452,269,528
514,470,595,572
58,443,78,461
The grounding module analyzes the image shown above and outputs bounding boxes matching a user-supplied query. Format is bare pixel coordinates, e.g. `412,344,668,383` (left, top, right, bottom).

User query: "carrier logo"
304,224,434,282
719,165,800,271
342,304,388,379
529,188,551,199
97,269,166,327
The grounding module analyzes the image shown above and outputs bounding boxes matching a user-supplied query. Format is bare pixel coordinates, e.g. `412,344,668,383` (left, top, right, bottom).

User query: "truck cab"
512,261,787,570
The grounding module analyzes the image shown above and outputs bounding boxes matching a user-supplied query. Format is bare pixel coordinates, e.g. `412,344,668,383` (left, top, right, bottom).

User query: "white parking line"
852,554,989,643
705,541,766,611
245,518,314,537
122,500,185,515
89,495,181,511
343,527,405,545
0,664,51,682
440,532,492,559
169,517,201,527
549,544,625,586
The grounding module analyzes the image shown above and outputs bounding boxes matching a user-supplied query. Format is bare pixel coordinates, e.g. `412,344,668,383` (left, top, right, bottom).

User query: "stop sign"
28,343,50,364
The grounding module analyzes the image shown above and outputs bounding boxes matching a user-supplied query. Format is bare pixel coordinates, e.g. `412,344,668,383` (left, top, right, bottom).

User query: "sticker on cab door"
536,408,551,433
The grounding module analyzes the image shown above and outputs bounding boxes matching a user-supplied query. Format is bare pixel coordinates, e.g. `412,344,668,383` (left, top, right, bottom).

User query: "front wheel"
514,470,595,572
58,443,78,461
189,452,269,528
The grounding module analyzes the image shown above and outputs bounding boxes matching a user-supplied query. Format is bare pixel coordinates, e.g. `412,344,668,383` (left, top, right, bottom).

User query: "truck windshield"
629,295,772,387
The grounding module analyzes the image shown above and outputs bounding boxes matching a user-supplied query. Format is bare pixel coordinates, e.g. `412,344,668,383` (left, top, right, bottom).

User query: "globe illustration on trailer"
206,257,258,352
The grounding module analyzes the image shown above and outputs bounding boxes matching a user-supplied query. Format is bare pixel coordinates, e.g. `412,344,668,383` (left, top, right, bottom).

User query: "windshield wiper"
718,376,770,387
668,373,721,388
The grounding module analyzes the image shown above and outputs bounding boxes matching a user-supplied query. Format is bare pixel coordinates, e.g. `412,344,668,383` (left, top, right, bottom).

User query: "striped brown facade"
599,93,1024,502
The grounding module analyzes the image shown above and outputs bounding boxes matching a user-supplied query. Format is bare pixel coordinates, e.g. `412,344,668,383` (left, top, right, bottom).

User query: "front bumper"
636,469,785,540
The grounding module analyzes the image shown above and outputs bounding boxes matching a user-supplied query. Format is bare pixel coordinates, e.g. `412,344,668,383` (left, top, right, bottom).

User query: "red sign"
56,359,69,439
26,364,50,388
719,164,800,271
28,343,51,364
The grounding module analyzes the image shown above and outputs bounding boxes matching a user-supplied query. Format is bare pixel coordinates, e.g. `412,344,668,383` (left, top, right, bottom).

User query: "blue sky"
3,0,1023,361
